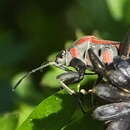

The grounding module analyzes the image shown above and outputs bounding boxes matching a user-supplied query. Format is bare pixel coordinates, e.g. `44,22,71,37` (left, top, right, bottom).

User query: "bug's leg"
59,81,75,95
88,48,105,74
69,58,86,73
57,70,95,113
57,57,88,94
76,83,91,114
57,71,84,95
80,73,102,107
57,71,96,95
119,29,130,57
76,93,87,114
57,71,86,113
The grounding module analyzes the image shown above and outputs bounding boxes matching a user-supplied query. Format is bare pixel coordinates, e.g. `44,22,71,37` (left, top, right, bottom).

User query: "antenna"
12,61,58,91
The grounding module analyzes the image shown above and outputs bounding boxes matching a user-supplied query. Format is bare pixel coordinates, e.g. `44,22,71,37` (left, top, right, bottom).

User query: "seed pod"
94,83,130,102
106,115,130,130
93,102,130,121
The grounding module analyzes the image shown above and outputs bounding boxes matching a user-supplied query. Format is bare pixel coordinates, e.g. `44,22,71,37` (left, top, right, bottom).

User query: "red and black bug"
13,32,130,95
14,29,130,130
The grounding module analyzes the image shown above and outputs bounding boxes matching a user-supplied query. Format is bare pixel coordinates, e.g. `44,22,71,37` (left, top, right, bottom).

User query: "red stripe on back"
74,35,120,47
92,39,120,45
75,36,96,45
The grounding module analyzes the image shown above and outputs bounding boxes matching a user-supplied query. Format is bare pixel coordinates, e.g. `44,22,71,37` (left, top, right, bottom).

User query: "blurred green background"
0,0,130,130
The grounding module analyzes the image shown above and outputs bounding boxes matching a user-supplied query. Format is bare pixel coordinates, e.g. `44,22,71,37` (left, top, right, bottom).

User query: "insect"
13,30,130,130
81,30,130,130
13,35,124,94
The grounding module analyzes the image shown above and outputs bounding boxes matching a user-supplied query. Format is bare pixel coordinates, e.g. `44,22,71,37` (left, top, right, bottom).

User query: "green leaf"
16,89,78,130
0,112,18,130
12,73,43,103
12,73,34,98
106,0,127,20
17,103,34,127
41,67,64,88
122,0,130,24
63,113,103,130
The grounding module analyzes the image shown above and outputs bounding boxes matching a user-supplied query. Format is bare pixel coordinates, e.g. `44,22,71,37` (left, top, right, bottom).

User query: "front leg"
57,71,84,95
69,57,86,77
57,71,89,113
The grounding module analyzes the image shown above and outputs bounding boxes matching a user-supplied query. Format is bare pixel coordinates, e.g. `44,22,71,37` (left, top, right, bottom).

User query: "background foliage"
0,0,130,130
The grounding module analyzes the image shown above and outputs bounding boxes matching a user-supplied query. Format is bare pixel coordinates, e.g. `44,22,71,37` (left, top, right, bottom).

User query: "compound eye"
62,50,66,56
55,50,67,64
57,50,66,58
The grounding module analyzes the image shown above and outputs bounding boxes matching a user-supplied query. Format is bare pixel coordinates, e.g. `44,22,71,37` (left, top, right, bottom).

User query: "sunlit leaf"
16,89,78,130
17,103,34,127
41,67,64,88
11,73,34,98
106,0,127,20
0,112,18,130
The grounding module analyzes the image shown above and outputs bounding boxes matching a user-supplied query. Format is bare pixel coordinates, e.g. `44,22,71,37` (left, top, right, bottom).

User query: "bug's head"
55,50,70,65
